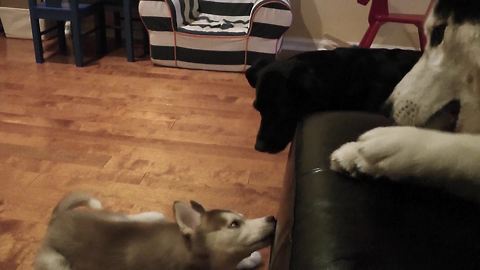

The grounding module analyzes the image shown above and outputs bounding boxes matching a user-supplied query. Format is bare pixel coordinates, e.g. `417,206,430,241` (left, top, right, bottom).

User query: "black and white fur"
331,0,480,198
35,193,275,270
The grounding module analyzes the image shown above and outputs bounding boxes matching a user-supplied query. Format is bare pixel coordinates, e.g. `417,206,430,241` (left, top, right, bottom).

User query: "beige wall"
286,0,431,49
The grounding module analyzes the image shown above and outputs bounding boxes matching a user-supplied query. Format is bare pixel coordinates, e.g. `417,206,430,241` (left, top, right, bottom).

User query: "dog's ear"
190,200,205,214
245,58,274,88
174,201,202,236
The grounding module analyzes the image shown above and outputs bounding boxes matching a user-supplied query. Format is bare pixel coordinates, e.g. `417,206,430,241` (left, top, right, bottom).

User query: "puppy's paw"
236,251,262,269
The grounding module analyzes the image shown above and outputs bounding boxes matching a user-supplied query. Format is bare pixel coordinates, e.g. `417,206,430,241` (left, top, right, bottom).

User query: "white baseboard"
282,37,335,51
366,42,419,50
282,36,418,51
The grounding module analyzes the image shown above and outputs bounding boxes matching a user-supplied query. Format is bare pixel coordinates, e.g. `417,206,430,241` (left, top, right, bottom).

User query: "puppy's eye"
430,24,447,47
228,220,241,229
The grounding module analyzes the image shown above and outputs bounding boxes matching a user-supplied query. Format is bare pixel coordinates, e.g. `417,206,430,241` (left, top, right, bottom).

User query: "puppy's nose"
380,101,393,117
266,216,276,224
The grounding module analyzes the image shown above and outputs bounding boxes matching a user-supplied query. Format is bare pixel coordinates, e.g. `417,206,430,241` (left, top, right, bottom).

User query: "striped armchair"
139,0,292,72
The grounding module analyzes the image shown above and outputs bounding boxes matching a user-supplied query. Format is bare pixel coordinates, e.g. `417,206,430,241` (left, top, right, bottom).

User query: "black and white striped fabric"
139,0,292,72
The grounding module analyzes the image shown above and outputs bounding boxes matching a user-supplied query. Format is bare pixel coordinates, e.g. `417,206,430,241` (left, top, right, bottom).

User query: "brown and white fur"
35,192,276,270
330,0,480,200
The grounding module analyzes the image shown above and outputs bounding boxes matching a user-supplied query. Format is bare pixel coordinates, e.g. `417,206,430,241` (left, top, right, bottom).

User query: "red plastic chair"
358,0,435,50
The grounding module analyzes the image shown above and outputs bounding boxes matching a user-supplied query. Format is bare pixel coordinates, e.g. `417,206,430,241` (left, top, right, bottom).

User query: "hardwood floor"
0,37,288,269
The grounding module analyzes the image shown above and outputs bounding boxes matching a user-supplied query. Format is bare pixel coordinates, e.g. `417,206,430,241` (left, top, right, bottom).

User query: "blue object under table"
28,0,107,67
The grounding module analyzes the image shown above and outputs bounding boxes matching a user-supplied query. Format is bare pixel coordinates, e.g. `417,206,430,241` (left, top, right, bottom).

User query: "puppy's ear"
174,201,202,236
190,200,205,214
245,58,274,88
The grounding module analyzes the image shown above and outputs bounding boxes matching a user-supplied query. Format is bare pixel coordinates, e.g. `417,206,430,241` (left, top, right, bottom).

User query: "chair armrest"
139,0,183,31
252,0,290,6
249,0,292,39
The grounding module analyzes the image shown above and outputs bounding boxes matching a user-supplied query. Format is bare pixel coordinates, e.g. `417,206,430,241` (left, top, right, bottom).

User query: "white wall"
285,0,431,50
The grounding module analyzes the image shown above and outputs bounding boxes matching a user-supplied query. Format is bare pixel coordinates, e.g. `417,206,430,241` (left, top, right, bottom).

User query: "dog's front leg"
330,126,474,180
127,212,166,222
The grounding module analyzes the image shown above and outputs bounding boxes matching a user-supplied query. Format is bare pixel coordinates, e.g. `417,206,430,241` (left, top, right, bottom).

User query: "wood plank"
0,37,288,270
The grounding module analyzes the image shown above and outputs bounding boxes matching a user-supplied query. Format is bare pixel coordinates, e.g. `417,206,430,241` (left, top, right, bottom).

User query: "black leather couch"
270,112,480,270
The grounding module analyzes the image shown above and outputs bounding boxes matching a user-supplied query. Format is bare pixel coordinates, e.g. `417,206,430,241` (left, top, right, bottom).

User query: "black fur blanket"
246,48,421,153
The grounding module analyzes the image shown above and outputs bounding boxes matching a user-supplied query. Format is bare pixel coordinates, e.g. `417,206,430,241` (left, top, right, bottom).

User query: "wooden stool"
358,0,435,50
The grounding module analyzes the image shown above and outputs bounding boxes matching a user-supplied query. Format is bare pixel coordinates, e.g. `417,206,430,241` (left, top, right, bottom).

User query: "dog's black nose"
266,216,276,224
255,140,269,152
255,139,285,154
380,101,393,117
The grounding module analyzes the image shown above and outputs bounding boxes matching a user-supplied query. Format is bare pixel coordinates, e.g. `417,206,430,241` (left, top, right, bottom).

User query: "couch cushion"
199,0,255,17
178,13,250,36
177,0,255,35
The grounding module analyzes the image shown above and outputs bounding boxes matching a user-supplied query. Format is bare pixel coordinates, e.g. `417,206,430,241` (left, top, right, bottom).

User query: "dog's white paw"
88,198,103,210
330,142,364,176
127,212,166,222
236,251,262,269
331,142,379,177
330,127,446,180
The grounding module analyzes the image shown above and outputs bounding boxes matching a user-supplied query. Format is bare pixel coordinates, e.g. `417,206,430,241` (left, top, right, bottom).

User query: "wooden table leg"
123,0,134,62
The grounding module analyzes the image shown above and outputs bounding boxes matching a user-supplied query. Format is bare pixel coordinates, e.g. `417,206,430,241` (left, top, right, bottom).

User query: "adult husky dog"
331,0,480,195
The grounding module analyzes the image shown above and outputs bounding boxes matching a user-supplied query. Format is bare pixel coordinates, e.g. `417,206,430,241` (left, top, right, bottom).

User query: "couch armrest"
249,0,292,39
139,0,183,31
270,112,393,270
271,112,480,270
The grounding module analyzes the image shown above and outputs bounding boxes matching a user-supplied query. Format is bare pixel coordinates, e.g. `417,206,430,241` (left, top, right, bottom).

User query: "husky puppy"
35,193,276,270
331,0,480,199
